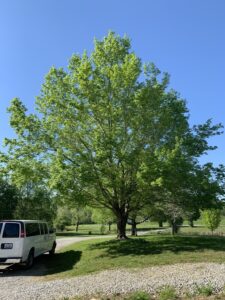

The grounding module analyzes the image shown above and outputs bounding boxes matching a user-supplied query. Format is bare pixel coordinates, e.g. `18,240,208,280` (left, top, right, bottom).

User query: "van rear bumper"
0,257,22,264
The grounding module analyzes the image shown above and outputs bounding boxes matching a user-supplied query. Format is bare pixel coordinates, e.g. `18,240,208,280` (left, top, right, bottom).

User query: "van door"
42,223,50,252
24,223,42,257
0,222,23,260
39,223,46,253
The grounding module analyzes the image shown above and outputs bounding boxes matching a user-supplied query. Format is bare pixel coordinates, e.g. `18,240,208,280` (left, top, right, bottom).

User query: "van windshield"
3,223,20,238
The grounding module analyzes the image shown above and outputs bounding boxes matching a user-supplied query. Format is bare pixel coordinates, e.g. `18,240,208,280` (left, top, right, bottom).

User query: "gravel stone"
1,263,225,299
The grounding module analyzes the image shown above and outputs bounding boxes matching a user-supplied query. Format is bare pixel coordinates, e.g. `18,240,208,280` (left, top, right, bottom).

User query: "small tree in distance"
91,208,115,232
202,209,221,234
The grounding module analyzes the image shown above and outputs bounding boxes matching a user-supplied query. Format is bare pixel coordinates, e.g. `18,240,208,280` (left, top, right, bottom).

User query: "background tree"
13,184,56,224
1,32,223,239
141,137,224,235
91,208,115,232
0,177,19,219
54,206,73,231
71,206,92,232
202,209,222,234
127,211,149,236
147,206,167,228
184,209,200,227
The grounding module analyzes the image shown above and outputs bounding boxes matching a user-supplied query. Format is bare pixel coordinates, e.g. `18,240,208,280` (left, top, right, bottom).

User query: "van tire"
24,249,34,269
49,242,56,256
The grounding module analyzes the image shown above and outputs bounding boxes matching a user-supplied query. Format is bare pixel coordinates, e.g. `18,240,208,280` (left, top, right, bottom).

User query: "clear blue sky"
0,0,224,165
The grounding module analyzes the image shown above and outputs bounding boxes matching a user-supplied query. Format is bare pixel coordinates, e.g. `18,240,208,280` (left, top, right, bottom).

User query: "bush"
100,224,107,235
158,286,177,300
196,284,213,296
202,209,221,234
128,290,151,300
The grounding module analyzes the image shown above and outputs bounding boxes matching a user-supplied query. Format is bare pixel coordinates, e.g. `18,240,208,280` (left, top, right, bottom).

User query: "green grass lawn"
56,221,161,237
56,223,118,237
44,234,225,279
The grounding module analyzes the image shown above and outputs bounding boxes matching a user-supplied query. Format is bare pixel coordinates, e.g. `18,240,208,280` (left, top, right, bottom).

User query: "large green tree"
1,32,223,239
140,139,225,234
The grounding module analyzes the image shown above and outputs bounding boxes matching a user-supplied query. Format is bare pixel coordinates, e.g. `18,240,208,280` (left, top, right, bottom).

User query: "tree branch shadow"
89,235,225,258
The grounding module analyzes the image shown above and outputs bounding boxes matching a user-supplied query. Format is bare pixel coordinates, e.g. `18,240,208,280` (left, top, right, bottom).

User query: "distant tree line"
0,177,56,224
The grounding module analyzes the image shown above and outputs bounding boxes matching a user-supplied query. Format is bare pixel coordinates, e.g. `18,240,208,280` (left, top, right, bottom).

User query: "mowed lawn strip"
44,235,225,279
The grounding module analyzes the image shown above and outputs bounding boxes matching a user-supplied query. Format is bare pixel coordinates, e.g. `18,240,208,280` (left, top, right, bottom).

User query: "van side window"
40,223,45,235
49,227,55,234
43,223,48,234
3,223,19,238
26,223,40,237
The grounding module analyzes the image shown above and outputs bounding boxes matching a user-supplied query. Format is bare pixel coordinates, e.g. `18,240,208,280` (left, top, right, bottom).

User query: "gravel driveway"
2,262,225,299
1,236,225,299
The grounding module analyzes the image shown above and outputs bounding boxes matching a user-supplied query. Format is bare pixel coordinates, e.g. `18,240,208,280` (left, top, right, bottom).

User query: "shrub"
128,290,151,300
196,284,213,296
100,224,107,235
158,286,177,300
202,209,221,234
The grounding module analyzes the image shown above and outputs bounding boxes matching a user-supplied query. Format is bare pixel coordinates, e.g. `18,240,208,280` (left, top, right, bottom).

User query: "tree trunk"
131,219,137,236
158,220,163,228
108,222,111,232
189,219,194,227
76,221,79,232
117,212,128,239
171,221,178,235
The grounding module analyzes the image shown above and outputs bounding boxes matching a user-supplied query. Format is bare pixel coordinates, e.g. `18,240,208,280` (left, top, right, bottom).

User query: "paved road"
56,235,113,250
56,230,153,250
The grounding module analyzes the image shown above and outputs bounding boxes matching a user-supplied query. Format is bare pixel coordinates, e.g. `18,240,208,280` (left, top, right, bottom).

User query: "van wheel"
24,249,34,269
49,242,56,256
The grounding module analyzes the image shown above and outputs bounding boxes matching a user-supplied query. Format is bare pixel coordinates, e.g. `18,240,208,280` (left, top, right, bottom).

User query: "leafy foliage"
1,32,224,238
202,209,221,233
13,185,56,224
0,178,19,219
54,206,92,230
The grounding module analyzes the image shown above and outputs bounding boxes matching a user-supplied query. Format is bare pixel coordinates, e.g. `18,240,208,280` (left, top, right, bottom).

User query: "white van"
0,220,56,268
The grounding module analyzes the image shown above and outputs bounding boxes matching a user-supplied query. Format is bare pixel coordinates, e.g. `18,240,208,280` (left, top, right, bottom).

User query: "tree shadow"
43,250,82,275
56,232,106,237
56,232,88,237
89,235,225,258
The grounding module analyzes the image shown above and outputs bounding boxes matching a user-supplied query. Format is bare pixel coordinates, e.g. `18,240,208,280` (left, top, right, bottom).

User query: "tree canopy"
1,32,224,238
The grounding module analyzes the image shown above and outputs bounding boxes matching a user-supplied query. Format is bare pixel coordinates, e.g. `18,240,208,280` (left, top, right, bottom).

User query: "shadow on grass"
43,250,82,275
89,235,225,258
57,232,88,237
137,226,170,231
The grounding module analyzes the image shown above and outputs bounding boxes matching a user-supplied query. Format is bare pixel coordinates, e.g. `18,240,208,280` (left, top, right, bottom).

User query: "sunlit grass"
44,234,225,279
